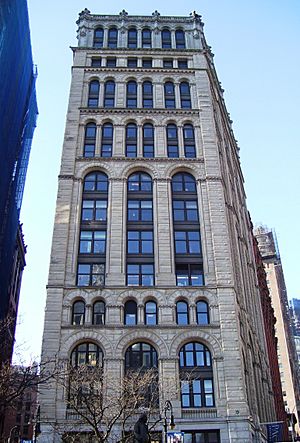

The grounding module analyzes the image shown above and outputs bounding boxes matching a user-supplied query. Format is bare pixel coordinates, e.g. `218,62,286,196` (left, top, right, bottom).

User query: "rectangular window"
128,58,138,68
173,200,199,222
81,200,107,222
163,59,173,68
142,58,152,68
127,264,154,286
175,231,201,254
127,231,153,254
128,200,153,222
183,431,220,443
77,264,105,286
176,264,204,286
106,57,116,67
178,59,188,69
79,231,106,254
91,58,101,67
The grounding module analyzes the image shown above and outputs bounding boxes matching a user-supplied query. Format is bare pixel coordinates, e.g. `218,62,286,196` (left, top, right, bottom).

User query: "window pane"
196,350,204,366
184,434,193,443
186,351,194,366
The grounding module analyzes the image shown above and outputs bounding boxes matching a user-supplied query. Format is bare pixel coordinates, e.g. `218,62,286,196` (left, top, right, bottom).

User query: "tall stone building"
40,10,277,442
255,226,300,438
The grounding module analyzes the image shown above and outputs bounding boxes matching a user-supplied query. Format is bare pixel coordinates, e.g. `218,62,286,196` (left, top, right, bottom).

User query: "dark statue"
134,413,149,443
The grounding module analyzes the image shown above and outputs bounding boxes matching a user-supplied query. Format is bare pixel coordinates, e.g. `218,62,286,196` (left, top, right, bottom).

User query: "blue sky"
14,0,300,362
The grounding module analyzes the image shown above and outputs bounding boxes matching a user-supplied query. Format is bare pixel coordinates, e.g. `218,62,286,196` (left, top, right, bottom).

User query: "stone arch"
163,77,176,84
178,77,190,84
75,161,115,180
181,118,195,126
169,330,222,359
116,288,165,305
140,117,155,126
103,75,116,82
141,76,153,83
123,117,138,126
90,294,107,305
122,162,158,179
165,164,201,180
87,75,100,83
115,330,169,359
60,330,113,360
82,117,97,126
124,76,138,83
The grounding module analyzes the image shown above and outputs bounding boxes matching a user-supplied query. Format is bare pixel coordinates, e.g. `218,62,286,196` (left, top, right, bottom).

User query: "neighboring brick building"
252,230,288,440
255,226,300,439
40,10,277,442
1,368,38,443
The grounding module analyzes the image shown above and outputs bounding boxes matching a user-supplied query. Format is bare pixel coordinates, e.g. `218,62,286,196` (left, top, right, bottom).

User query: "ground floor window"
182,430,220,443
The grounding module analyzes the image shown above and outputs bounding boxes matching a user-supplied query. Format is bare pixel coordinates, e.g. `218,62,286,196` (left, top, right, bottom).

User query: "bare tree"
55,364,162,443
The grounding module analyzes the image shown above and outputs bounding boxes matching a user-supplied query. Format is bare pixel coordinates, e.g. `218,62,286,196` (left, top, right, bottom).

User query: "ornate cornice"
75,155,204,164
79,107,200,116
72,46,201,54
84,67,194,75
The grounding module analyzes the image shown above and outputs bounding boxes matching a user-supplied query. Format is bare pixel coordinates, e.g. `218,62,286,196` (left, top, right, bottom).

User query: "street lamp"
163,400,175,443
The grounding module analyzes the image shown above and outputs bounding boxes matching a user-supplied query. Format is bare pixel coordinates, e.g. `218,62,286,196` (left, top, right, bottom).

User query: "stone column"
154,178,175,285
105,178,126,285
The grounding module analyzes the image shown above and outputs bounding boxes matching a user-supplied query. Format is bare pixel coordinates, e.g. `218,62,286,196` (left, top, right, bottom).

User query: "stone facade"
40,10,276,443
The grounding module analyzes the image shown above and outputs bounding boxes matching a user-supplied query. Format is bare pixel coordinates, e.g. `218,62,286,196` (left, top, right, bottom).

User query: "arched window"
196,301,209,324
175,30,186,49
124,300,137,325
172,172,196,193
127,172,154,286
183,124,196,158
127,81,137,108
108,27,118,48
104,80,115,108
93,301,105,325
83,172,108,192
172,173,204,286
126,123,137,157
143,123,154,157
93,28,104,48
128,172,152,192
145,301,157,325
77,172,108,287
72,301,85,325
180,82,191,109
101,123,113,157
164,82,175,108
142,81,153,109
88,80,99,108
125,342,157,370
162,29,171,48
71,343,103,367
179,342,214,408
125,342,158,407
176,301,189,325
167,124,178,158
142,28,152,48
83,123,96,158
128,28,137,48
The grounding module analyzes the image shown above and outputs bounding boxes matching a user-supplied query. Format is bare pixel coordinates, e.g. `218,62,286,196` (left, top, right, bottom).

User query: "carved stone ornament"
152,10,161,18
80,28,87,37
79,8,90,18
119,9,128,18
190,11,202,22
